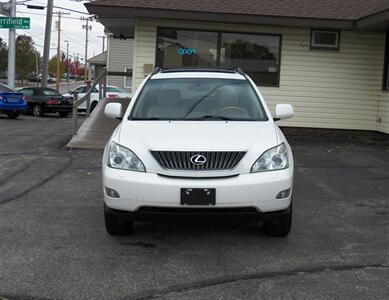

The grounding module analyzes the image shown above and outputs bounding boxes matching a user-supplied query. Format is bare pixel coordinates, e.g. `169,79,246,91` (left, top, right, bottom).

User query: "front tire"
6,111,20,119
91,101,98,112
32,104,43,117
104,205,134,235
58,112,69,118
263,203,292,237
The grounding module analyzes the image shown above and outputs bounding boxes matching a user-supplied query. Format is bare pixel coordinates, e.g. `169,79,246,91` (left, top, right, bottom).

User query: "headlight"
251,143,289,173
108,142,146,172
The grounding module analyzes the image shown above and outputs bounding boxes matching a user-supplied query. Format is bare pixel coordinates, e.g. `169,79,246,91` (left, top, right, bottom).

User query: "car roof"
150,68,246,80
75,84,121,88
21,87,57,91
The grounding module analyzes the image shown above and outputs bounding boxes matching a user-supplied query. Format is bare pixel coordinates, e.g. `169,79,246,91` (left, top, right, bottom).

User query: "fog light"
276,188,291,199
105,187,120,198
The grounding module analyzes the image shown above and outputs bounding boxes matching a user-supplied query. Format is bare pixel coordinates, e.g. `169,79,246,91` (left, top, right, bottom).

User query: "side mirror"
105,103,123,120
275,104,294,121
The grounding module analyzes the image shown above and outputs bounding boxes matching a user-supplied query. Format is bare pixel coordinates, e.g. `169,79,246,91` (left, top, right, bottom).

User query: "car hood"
116,120,278,154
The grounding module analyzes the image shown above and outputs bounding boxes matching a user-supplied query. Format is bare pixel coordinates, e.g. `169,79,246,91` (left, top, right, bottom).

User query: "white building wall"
129,18,389,133
106,37,134,93
377,94,389,133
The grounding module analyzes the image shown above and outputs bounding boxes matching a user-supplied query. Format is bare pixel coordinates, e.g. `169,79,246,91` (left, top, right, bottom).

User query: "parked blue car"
0,83,26,119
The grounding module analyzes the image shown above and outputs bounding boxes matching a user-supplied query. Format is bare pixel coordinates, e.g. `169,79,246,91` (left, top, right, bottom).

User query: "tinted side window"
75,86,86,93
42,89,60,96
20,89,34,96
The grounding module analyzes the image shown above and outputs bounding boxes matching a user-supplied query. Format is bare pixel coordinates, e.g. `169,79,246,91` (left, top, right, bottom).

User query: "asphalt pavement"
0,114,388,299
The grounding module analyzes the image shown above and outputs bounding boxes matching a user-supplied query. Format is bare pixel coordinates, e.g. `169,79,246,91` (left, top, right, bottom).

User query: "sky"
0,0,105,62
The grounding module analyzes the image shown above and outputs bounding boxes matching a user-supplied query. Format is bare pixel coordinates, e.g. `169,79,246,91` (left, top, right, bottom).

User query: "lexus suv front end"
102,68,295,237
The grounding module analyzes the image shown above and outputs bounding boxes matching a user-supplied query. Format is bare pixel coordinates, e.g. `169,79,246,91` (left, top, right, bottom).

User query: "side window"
75,86,86,93
20,89,34,96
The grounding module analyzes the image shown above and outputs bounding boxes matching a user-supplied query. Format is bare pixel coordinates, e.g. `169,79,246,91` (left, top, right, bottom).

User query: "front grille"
151,151,246,171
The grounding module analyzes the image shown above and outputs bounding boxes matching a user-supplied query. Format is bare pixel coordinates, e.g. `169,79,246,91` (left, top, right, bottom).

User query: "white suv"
103,68,295,236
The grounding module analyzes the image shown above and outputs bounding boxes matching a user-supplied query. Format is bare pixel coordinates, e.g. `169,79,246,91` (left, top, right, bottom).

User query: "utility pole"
7,0,16,89
81,16,92,83
53,12,69,92
73,52,76,80
64,40,69,92
98,35,106,52
55,11,61,92
35,51,39,87
42,0,53,88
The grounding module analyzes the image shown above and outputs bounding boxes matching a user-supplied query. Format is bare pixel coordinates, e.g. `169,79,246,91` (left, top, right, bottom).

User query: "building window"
124,67,133,91
383,33,389,90
156,28,218,68
310,30,340,51
156,28,281,87
220,33,280,87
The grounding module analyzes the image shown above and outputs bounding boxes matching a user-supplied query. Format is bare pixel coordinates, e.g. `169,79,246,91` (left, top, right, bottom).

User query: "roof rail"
150,67,162,75
160,68,235,74
232,67,245,76
151,67,247,77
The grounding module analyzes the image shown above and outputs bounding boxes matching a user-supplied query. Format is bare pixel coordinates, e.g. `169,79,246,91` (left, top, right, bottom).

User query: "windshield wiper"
183,81,245,118
188,115,232,121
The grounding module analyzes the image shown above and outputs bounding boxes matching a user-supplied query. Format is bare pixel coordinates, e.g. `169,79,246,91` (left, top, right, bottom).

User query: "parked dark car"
28,74,38,82
18,87,72,118
0,83,27,119
28,75,56,83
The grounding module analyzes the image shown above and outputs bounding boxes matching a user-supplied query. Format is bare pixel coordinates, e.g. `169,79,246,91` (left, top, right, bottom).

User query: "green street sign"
0,17,30,29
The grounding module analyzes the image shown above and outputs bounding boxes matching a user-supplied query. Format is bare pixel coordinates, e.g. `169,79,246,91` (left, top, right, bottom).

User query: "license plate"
181,188,216,206
6,97,19,103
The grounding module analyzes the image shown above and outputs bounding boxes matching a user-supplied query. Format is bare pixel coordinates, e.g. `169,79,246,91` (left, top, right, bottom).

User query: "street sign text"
0,17,30,29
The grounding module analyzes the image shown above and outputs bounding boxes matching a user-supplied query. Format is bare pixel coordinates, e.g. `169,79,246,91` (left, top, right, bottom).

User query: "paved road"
0,115,388,299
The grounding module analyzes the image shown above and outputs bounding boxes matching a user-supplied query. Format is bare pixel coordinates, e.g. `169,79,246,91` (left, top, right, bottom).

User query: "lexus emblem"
190,154,207,165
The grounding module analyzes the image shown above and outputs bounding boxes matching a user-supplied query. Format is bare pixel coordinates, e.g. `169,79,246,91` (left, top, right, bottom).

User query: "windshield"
0,83,14,93
106,87,124,93
130,78,268,121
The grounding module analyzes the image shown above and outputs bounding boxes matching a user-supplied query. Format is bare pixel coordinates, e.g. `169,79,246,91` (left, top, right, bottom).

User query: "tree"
15,35,39,84
48,54,65,77
0,37,7,75
67,59,82,78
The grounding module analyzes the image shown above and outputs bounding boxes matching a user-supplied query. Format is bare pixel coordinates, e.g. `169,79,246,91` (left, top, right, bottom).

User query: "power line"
16,10,88,20
20,2,90,15
53,5,89,15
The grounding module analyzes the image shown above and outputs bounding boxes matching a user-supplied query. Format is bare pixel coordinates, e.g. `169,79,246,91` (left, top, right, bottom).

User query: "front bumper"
44,104,72,113
103,167,293,213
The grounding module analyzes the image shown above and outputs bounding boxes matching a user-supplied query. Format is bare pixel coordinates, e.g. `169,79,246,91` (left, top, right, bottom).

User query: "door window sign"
178,48,197,56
